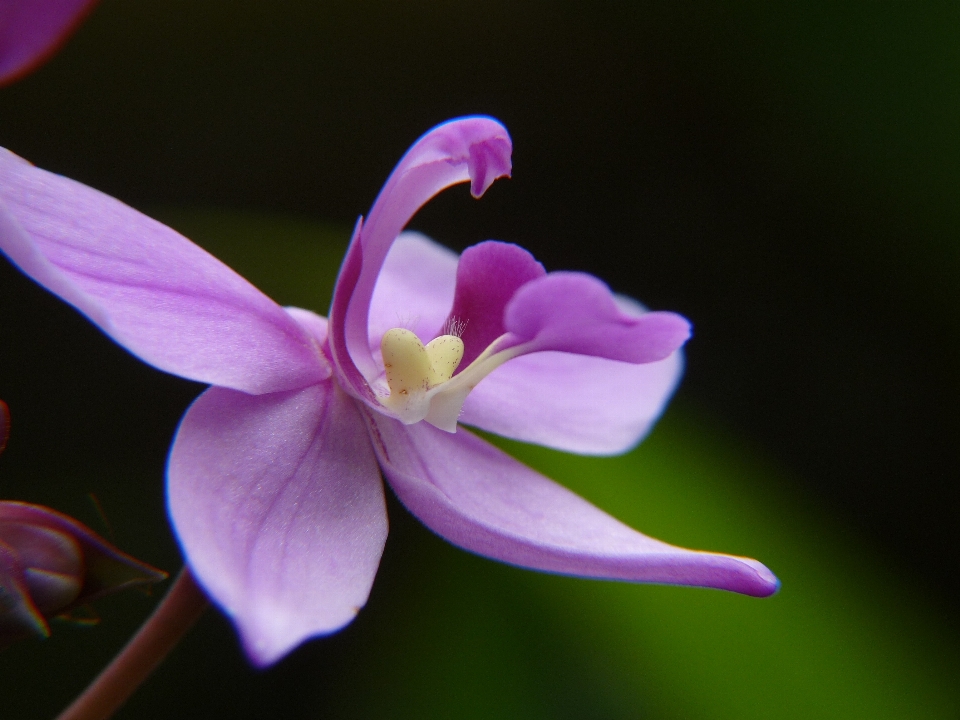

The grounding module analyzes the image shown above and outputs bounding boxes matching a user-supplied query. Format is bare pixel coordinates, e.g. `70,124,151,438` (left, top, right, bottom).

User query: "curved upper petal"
369,415,778,597
168,382,388,666
459,350,684,455
0,148,329,394
503,272,691,362
329,117,512,402
0,0,99,86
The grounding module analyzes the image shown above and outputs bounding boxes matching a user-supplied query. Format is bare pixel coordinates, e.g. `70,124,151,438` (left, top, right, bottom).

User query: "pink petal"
369,416,778,597
283,306,329,346
367,232,459,351
444,241,545,367
0,149,329,394
503,272,692,362
330,118,512,402
168,383,388,666
459,350,684,455
0,0,98,86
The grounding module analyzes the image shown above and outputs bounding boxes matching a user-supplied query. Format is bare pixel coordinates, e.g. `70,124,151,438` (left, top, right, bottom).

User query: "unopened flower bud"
0,501,168,648
0,398,166,647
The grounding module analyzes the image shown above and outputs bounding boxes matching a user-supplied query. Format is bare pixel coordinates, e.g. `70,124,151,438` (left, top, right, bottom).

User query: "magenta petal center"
444,241,545,367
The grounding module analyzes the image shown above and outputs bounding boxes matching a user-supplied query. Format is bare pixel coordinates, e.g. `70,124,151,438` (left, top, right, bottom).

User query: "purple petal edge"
369,416,779,598
328,218,382,407
503,272,692,363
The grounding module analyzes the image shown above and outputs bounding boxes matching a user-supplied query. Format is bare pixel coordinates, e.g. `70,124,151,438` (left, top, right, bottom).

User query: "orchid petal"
370,417,778,597
283,306,329,346
444,241,545,367
367,232,459,351
0,149,328,394
168,383,388,666
330,117,512,399
326,219,378,405
459,350,684,455
0,0,98,86
460,292,686,454
503,272,692,362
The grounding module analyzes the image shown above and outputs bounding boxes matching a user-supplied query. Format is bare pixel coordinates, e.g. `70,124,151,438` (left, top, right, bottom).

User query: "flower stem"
56,567,209,720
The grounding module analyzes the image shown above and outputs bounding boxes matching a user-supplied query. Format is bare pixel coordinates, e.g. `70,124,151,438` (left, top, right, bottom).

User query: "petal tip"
759,571,782,598
237,608,360,668
467,134,513,198
436,116,512,198
739,559,781,598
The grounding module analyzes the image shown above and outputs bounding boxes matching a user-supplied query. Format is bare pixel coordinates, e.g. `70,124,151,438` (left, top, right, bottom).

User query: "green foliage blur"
1,0,959,717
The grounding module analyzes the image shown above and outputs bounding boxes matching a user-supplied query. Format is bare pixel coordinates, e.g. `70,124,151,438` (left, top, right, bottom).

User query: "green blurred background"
1,1,958,717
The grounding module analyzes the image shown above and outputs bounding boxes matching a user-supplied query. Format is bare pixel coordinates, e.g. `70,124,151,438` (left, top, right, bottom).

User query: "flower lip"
443,241,546,369
500,272,693,362
357,239,693,433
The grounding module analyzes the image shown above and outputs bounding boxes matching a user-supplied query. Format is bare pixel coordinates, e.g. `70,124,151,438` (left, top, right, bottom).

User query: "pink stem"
56,568,209,720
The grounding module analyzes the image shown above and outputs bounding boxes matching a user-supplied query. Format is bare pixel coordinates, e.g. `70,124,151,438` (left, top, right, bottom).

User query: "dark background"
0,1,957,717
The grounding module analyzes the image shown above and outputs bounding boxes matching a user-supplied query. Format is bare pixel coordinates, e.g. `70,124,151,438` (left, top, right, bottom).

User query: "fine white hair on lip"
442,316,468,338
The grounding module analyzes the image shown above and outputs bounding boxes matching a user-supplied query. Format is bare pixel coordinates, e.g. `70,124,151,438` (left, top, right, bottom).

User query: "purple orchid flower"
0,117,778,665
0,0,100,86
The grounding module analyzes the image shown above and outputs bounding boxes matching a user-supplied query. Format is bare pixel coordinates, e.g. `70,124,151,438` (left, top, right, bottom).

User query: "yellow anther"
379,325,512,430
425,335,464,385
381,328,431,409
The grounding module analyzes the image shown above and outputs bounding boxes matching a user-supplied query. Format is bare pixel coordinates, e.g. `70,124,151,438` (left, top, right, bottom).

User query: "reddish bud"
0,402,166,646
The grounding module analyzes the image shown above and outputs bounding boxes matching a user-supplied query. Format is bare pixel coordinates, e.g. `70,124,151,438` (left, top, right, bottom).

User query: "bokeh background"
1,1,959,717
